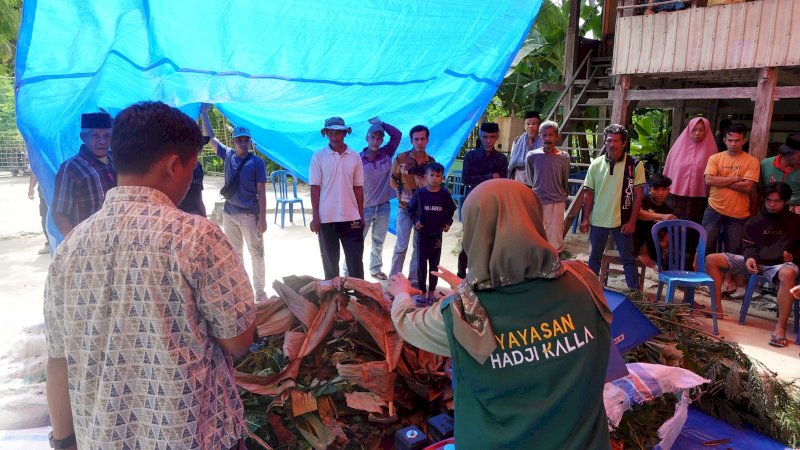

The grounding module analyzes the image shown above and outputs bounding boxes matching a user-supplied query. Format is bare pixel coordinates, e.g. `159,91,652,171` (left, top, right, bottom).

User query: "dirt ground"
0,171,798,431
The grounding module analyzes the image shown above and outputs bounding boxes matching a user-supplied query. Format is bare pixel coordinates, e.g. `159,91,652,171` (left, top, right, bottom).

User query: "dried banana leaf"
299,278,337,297
256,307,295,337
274,280,319,329
281,275,320,294
290,389,318,417
283,331,306,361
344,391,386,414
236,359,301,394
293,413,335,450
343,277,392,311
296,295,338,359
317,395,348,446
241,273,456,449
347,299,403,371
255,296,285,322
336,361,396,401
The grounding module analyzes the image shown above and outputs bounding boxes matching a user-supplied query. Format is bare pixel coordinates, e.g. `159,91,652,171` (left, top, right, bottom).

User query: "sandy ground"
0,171,798,431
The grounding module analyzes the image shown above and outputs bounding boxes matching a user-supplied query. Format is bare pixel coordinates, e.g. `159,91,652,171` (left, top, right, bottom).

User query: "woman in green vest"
388,178,613,450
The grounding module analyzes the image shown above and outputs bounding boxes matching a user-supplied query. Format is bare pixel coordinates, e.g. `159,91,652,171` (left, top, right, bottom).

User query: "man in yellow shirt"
702,123,760,299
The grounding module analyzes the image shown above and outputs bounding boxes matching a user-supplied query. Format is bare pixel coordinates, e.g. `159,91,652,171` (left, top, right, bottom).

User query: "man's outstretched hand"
430,265,463,289
387,273,423,298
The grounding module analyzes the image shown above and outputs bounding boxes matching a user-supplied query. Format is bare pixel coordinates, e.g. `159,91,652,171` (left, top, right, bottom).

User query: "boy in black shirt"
634,174,677,268
408,162,457,302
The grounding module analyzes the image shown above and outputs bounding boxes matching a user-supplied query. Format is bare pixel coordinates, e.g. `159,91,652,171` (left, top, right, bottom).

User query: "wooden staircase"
543,53,615,237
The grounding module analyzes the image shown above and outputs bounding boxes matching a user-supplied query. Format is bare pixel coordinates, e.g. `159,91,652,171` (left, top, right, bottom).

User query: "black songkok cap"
524,111,541,120
81,112,113,129
480,122,499,133
779,133,800,155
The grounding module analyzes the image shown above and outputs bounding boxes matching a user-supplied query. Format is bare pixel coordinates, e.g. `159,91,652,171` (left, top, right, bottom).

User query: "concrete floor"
0,173,797,388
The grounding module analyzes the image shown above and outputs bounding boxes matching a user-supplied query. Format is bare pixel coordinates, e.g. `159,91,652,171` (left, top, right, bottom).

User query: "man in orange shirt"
701,123,760,299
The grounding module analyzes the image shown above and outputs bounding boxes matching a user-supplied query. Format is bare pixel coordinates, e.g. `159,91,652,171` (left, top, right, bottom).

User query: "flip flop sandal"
769,335,788,348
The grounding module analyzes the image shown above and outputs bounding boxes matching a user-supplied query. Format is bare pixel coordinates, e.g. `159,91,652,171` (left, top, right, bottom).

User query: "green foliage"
0,0,20,68
625,301,800,448
0,69,20,136
199,105,283,176
629,109,671,165
492,0,602,118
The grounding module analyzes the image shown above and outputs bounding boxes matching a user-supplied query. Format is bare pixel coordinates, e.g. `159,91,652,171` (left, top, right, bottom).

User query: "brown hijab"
451,179,611,363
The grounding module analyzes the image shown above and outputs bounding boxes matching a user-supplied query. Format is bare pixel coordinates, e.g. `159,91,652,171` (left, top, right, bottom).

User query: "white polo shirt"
309,145,364,223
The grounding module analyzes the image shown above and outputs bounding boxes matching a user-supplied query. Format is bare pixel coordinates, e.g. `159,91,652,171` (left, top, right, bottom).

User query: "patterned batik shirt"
52,145,117,229
44,186,256,450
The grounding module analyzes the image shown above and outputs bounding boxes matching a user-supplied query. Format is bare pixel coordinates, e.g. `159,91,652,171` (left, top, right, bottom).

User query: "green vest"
441,273,611,450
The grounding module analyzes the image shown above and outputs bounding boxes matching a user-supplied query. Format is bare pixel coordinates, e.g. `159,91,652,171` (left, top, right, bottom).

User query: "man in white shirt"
309,117,366,279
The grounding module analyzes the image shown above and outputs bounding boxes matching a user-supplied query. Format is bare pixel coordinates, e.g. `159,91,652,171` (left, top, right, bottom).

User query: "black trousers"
318,221,364,279
416,232,443,294
457,248,468,279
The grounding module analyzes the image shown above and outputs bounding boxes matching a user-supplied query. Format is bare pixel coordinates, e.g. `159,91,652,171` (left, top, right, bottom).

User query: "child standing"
408,163,457,301
634,173,677,268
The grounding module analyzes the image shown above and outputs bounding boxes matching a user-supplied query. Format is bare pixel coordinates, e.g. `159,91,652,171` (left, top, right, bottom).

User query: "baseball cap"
233,126,251,138
367,123,385,135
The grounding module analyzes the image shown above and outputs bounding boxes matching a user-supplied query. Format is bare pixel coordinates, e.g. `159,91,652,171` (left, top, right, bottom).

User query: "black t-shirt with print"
634,196,674,260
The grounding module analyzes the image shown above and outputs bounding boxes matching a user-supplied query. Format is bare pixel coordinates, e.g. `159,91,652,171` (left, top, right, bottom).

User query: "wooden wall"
613,0,800,75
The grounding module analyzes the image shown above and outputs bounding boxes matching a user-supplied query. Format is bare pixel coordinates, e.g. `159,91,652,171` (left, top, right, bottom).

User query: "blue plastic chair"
652,219,719,335
270,170,306,229
738,274,800,344
447,171,467,221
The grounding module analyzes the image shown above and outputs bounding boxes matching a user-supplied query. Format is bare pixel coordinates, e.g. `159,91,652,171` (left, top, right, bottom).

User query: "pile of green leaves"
235,276,452,449
620,300,800,447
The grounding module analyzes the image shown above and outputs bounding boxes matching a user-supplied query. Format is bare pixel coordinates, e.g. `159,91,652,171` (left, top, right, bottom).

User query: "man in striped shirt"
52,112,116,237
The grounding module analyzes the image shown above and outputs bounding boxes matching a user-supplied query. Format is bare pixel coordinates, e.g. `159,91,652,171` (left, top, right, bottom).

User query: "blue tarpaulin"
605,289,661,353
15,0,542,243
674,407,787,449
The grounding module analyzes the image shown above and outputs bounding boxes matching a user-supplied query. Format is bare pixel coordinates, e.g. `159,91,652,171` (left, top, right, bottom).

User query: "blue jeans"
364,201,391,274
701,207,746,256
588,225,639,290
390,207,419,286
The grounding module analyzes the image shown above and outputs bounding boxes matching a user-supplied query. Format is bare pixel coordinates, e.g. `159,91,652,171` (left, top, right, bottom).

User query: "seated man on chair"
705,182,800,338
633,173,676,269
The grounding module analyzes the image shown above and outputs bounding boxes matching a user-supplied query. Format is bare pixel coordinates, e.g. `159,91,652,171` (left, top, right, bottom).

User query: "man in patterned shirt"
44,101,256,450
51,111,117,239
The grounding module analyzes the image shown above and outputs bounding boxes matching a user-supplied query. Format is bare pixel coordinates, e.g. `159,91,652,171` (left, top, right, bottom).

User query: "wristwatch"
48,431,76,449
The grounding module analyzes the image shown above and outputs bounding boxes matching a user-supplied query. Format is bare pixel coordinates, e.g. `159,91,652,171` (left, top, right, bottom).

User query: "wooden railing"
545,50,593,123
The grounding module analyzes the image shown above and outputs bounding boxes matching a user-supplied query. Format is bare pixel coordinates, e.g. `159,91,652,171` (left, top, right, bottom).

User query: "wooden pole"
671,101,685,147
611,74,630,126
707,100,719,134
750,67,777,161
563,0,581,114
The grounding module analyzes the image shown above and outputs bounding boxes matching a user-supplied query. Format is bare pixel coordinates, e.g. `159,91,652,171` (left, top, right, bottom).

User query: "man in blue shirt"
201,104,268,301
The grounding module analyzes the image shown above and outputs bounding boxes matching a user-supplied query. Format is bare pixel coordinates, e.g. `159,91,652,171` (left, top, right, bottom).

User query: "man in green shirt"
761,134,800,214
580,124,646,291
